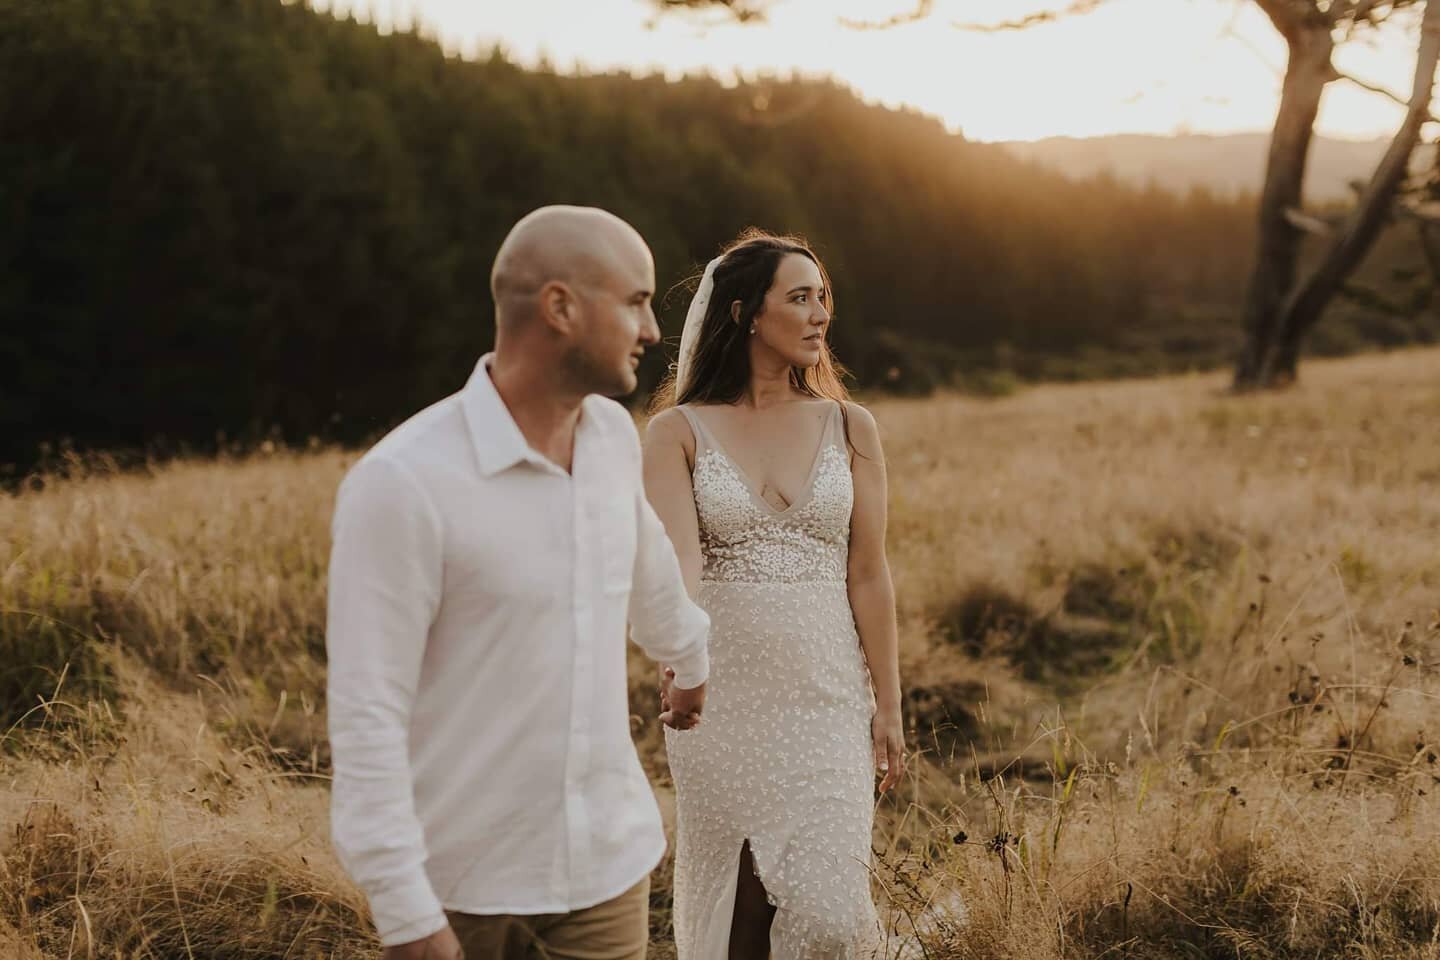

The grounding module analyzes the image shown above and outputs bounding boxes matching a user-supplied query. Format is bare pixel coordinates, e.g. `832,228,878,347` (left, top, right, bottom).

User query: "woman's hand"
872,708,906,793
658,666,703,730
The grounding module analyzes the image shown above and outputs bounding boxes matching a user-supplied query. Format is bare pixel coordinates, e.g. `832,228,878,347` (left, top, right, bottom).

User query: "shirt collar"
461,353,538,478
462,354,609,479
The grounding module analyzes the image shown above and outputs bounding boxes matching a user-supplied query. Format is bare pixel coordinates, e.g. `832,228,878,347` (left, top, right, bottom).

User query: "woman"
643,228,905,959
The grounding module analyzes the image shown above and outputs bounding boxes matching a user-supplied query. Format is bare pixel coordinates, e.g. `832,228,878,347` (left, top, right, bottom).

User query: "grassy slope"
2,348,1439,958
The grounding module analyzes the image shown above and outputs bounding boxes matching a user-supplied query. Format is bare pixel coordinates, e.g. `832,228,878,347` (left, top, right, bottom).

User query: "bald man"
326,206,710,960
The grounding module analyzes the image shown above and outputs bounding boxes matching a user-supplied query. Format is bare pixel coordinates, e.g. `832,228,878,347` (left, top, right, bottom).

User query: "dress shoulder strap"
675,404,716,458
826,399,847,450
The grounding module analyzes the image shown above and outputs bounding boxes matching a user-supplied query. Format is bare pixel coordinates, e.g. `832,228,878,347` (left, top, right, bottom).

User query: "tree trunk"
1233,12,1335,390
1419,219,1440,282
1413,133,1440,281
1263,0,1440,381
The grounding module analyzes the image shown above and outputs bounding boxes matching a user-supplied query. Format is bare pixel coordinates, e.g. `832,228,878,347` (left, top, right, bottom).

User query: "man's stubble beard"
560,342,635,399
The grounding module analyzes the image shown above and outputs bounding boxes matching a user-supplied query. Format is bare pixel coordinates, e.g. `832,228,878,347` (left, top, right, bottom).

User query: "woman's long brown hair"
652,228,851,414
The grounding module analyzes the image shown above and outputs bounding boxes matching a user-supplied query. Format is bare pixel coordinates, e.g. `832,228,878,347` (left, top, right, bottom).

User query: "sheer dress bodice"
688,408,852,584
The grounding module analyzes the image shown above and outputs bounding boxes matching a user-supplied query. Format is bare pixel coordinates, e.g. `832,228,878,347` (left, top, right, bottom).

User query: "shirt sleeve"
622,414,710,690
325,454,449,946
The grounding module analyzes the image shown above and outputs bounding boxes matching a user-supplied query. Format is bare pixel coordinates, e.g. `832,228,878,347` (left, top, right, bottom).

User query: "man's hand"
659,667,704,730
382,926,463,960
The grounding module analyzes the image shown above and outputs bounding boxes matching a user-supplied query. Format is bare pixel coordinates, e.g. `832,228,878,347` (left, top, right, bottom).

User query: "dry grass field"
3,347,1439,958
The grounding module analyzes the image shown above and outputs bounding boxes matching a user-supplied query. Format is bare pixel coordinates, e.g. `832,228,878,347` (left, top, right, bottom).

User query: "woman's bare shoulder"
644,406,696,449
840,399,877,426
840,400,883,459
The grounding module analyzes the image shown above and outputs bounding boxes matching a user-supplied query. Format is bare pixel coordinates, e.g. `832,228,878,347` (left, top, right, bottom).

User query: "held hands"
382,925,463,960
872,708,906,793
659,666,705,730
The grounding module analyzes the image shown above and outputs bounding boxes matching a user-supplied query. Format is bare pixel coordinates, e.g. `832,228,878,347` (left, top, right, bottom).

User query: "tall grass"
3,348,1439,957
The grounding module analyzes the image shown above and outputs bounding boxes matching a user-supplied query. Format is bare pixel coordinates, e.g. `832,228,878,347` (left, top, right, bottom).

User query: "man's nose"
640,308,661,344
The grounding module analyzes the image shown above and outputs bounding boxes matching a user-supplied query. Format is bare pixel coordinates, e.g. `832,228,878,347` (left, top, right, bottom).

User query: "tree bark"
1262,0,1440,380
1418,218,1440,282
1233,4,1336,389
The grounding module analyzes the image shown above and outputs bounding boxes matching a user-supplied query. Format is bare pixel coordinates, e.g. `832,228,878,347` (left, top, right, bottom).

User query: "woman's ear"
731,300,743,326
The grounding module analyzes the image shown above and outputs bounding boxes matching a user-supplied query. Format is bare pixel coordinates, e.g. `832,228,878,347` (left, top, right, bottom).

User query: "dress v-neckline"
689,403,836,519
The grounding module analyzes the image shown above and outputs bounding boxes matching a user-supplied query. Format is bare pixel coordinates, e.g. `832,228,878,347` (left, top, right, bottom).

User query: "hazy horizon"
988,129,1398,145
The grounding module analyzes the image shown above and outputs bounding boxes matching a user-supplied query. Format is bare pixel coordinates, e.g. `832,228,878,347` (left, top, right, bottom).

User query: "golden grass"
3,347,1439,957
2,660,371,957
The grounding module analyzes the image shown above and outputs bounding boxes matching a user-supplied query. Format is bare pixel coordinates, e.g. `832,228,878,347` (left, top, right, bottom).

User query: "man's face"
565,240,661,397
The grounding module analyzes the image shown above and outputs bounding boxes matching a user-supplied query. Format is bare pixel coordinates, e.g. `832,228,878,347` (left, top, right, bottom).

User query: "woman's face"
751,253,831,369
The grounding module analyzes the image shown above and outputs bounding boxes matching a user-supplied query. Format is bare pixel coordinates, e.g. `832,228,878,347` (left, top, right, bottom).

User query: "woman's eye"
794,295,807,303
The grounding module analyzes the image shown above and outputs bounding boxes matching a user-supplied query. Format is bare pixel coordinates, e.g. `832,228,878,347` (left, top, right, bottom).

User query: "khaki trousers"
445,877,650,960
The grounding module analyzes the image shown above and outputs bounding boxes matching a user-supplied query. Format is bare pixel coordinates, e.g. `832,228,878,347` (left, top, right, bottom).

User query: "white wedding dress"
664,401,881,959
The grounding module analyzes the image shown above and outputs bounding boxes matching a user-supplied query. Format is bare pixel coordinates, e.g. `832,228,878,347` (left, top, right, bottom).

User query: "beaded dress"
664,401,880,959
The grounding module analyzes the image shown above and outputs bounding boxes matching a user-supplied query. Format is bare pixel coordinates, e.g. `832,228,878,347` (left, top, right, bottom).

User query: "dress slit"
695,840,745,960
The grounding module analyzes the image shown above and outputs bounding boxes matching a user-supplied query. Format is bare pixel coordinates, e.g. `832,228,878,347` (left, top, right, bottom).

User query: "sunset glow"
309,0,1424,142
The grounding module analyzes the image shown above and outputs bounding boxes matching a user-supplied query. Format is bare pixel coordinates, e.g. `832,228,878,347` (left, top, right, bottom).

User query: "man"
326,206,709,960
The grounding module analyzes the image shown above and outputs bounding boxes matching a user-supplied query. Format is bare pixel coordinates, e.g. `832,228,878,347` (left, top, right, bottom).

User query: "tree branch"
1284,207,1338,234
838,0,934,30
1333,66,1440,121
1401,197,1440,221
1328,0,1359,26
1332,0,1420,26
1251,0,1323,39
953,0,1107,33
1326,0,1412,27
650,0,772,23
1349,0,1386,22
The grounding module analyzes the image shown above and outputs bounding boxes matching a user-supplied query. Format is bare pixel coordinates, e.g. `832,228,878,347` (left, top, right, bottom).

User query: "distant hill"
996,132,1435,201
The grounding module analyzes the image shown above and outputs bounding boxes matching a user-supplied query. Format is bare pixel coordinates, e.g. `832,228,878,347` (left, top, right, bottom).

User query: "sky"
308,0,1426,143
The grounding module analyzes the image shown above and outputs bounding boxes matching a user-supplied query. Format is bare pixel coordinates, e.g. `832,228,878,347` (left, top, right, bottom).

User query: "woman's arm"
642,408,704,599
844,402,906,792
641,408,707,721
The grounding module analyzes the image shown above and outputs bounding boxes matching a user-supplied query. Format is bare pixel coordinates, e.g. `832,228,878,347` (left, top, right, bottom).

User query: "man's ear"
539,281,578,335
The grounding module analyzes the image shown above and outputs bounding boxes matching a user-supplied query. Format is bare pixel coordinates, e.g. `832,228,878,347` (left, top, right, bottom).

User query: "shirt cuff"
669,648,709,691
371,878,449,946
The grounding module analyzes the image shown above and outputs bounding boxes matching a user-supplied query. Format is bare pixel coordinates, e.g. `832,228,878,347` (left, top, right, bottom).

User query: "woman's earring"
749,323,757,335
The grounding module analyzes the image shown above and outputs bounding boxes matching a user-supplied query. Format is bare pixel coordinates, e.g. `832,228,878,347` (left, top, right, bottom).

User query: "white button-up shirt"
326,355,709,946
